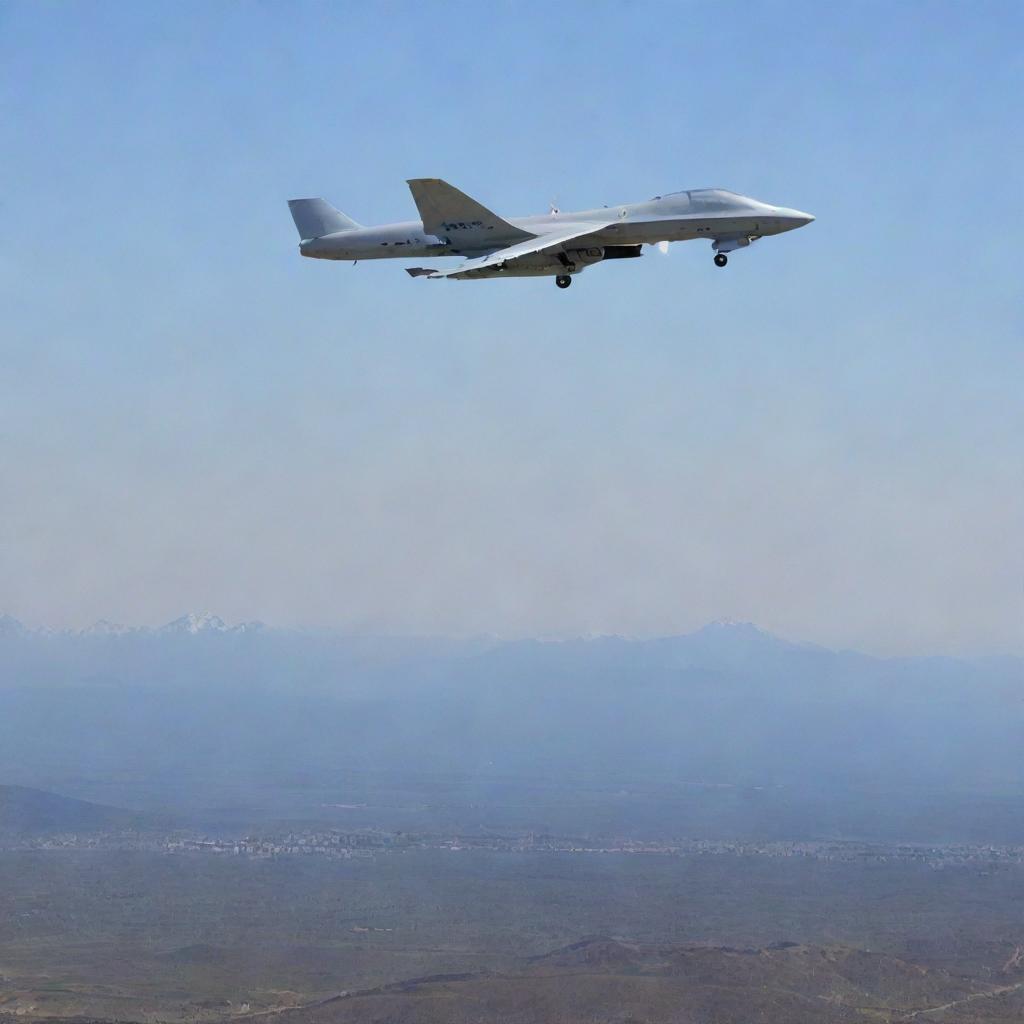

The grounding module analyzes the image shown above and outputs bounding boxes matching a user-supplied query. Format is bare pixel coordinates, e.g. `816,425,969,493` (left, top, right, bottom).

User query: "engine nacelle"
565,246,606,266
562,244,644,268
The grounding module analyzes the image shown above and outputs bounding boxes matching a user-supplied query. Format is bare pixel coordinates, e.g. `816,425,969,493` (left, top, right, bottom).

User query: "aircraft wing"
417,221,613,280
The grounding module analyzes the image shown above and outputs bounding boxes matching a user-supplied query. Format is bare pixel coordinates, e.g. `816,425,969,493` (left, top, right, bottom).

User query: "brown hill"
258,938,1021,1024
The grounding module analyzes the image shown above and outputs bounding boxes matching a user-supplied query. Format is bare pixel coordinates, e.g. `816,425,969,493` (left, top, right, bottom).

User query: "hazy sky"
1,2,1022,654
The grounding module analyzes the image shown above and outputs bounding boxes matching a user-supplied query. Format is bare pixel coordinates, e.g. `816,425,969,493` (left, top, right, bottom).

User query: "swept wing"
411,221,613,280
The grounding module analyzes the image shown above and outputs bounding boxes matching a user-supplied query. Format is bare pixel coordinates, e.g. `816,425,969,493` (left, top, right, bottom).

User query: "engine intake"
601,245,643,260
563,244,643,265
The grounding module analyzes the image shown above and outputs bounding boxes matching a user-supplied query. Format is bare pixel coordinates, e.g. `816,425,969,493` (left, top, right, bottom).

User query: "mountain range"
1,616,1021,842
0,611,264,637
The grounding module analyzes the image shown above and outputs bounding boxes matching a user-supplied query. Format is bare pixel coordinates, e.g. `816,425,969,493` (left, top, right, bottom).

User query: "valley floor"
2,848,1024,1023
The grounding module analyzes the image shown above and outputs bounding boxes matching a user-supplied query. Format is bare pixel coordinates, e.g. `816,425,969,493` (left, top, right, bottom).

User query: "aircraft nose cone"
774,207,815,231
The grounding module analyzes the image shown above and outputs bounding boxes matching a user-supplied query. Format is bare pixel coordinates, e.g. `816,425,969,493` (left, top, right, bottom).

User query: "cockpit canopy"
650,188,760,211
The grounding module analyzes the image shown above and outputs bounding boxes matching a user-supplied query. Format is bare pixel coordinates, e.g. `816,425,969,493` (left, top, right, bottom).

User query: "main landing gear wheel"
555,275,572,289
714,253,728,267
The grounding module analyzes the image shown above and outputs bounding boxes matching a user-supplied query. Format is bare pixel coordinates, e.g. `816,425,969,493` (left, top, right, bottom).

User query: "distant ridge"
0,785,146,835
0,612,827,654
0,612,266,638
82,618,141,636
0,614,1015,663
0,613,27,637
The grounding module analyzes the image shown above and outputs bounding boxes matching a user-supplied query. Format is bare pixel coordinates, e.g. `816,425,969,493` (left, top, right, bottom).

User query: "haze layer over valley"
2,615,1021,843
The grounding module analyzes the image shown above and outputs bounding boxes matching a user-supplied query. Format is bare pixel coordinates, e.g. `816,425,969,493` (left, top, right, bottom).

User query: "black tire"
714,253,728,267
555,275,572,289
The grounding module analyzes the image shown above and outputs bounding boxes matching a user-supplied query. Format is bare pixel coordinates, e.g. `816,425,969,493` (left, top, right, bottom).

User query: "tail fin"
406,179,531,243
287,198,361,240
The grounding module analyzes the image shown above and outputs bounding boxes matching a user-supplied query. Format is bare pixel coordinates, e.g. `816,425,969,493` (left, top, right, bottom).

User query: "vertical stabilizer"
406,179,532,244
287,198,361,240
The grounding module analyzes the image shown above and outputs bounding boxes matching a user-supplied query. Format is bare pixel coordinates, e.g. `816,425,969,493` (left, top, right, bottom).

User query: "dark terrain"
1,845,1023,1022
266,938,1024,1024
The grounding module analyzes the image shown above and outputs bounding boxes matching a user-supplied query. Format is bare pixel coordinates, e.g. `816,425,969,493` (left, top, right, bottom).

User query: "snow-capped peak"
158,613,265,635
161,612,231,635
698,619,765,634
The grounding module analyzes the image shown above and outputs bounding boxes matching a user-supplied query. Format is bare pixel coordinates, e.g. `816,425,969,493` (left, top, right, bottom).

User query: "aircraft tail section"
288,198,361,240
407,179,532,244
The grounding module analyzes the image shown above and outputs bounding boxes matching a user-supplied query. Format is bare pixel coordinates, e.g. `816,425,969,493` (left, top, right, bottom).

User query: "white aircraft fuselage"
289,182,814,287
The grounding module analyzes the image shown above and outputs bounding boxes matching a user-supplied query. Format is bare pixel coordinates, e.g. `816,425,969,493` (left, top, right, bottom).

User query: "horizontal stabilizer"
407,178,532,244
288,198,361,240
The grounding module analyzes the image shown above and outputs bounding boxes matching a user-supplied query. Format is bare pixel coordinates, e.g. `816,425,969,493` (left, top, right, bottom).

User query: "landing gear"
713,253,728,268
555,274,572,289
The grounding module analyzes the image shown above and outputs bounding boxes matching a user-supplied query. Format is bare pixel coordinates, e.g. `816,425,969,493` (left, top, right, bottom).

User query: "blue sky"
1,1,1022,653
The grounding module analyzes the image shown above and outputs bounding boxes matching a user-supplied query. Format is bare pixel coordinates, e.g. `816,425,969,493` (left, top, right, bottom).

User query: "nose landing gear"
555,275,572,289
713,253,728,268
